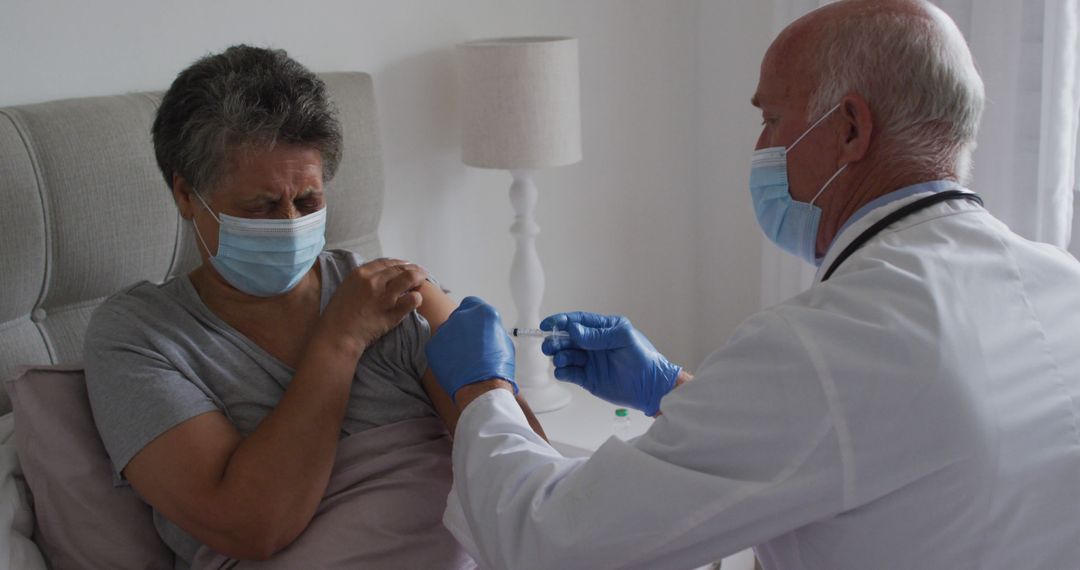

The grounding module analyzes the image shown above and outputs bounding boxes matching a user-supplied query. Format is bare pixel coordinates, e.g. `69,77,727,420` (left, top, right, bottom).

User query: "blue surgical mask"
191,191,326,297
749,103,847,265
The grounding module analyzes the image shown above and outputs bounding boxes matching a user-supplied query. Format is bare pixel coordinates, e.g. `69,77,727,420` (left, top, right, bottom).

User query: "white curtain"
761,0,1080,308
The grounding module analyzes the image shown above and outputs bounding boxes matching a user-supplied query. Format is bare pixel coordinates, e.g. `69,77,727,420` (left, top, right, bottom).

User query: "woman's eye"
298,198,322,211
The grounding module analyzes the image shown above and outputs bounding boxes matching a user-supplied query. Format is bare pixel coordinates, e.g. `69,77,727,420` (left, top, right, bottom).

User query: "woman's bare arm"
414,281,462,434
416,282,546,440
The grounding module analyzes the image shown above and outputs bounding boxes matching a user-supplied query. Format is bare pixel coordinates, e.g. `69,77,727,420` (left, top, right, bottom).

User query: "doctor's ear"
837,94,873,164
171,174,199,221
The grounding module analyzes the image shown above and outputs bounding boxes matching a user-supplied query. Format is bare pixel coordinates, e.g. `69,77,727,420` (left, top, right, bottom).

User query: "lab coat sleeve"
448,311,849,570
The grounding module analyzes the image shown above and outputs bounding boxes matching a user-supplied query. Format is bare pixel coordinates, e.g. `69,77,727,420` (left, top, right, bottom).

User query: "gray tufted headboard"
0,72,385,414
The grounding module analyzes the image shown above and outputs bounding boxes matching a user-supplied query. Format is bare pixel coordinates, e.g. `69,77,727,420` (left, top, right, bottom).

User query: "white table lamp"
458,36,582,412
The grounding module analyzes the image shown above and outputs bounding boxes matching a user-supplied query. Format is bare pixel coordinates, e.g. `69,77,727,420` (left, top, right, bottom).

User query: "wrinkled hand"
541,312,680,416
319,258,429,354
425,296,517,401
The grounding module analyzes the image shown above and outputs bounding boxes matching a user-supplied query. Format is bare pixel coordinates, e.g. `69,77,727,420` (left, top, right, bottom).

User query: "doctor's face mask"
191,190,327,297
749,102,846,265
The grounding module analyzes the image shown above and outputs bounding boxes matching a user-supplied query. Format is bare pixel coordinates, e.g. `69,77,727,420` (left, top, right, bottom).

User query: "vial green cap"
615,408,628,417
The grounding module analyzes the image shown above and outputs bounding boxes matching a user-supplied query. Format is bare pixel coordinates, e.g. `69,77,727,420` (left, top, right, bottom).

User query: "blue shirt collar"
833,179,962,240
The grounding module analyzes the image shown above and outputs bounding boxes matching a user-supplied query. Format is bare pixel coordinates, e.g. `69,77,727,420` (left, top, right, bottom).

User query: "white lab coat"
444,192,1080,570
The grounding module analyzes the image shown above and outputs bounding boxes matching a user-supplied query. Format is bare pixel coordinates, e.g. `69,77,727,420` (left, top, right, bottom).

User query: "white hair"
805,3,985,184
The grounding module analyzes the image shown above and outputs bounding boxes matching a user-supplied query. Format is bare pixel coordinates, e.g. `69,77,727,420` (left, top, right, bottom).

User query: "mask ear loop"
785,101,848,207
786,102,843,152
190,189,221,259
810,163,848,206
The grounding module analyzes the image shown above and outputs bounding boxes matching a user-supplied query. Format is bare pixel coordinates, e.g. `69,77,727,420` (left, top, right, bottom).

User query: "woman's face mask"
748,102,847,265
191,190,326,297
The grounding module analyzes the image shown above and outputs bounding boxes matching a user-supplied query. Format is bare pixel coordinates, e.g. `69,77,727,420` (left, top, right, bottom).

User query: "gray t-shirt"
84,249,438,566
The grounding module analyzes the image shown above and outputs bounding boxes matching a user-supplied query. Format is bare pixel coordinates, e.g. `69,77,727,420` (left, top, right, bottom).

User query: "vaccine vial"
613,408,631,441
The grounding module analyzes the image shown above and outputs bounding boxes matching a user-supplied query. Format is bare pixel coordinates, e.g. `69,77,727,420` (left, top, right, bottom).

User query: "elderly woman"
84,45,541,568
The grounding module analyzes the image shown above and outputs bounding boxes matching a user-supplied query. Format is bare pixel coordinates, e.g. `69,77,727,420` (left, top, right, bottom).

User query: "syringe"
511,328,569,339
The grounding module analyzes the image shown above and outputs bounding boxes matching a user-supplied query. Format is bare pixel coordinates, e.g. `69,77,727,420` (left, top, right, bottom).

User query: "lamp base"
520,377,572,413
506,169,572,413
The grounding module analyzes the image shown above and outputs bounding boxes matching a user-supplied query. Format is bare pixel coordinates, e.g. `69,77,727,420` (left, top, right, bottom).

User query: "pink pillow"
5,364,174,569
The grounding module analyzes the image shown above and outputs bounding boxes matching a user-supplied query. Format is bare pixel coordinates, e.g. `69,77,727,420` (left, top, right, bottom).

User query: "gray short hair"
805,4,985,183
152,45,343,193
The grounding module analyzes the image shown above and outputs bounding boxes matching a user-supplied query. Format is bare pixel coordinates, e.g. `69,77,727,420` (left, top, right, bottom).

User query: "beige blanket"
192,417,477,569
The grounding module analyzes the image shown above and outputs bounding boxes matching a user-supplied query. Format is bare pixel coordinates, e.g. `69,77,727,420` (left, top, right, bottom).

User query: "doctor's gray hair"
805,2,985,183
152,45,343,193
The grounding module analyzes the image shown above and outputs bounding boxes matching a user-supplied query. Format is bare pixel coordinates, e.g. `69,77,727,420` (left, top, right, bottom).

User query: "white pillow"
0,412,47,569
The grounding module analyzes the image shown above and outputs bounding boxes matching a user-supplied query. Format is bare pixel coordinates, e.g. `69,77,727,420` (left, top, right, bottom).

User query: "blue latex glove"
540,312,680,416
425,296,517,401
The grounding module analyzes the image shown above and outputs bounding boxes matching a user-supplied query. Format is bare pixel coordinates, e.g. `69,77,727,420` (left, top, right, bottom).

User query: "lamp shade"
458,36,582,170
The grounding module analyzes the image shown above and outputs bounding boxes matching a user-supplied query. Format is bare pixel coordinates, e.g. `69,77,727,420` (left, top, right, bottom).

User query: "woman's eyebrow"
239,193,277,205
296,187,323,199
238,187,322,204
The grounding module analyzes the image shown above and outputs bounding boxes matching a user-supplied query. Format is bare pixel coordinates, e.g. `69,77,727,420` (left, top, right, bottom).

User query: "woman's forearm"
515,394,548,441
212,332,362,557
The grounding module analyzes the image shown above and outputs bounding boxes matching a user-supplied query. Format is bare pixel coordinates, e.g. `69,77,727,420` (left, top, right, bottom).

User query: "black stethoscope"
821,189,984,282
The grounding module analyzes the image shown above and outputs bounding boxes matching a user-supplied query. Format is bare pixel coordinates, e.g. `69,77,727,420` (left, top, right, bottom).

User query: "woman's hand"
316,258,429,356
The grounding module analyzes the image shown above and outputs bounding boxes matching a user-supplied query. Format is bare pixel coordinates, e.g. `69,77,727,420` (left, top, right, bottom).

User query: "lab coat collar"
813,180,965,283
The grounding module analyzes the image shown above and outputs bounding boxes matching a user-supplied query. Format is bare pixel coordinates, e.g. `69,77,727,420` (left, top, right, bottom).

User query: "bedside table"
537,383,652,456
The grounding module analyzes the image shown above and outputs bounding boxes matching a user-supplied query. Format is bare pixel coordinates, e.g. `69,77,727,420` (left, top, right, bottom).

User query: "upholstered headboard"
0,72,385,414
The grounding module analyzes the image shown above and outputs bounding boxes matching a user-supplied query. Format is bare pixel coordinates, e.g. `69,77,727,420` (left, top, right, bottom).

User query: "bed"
0,72,387,568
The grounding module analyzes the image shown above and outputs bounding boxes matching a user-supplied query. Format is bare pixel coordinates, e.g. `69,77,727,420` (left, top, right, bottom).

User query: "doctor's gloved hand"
425,296,518,402
540,312,680,416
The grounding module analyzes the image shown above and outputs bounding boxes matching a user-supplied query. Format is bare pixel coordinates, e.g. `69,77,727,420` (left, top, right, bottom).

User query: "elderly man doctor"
426,0,1080,568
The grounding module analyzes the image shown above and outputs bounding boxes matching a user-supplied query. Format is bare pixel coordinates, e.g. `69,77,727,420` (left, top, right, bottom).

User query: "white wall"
694,0,774,365
0,1,773,370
